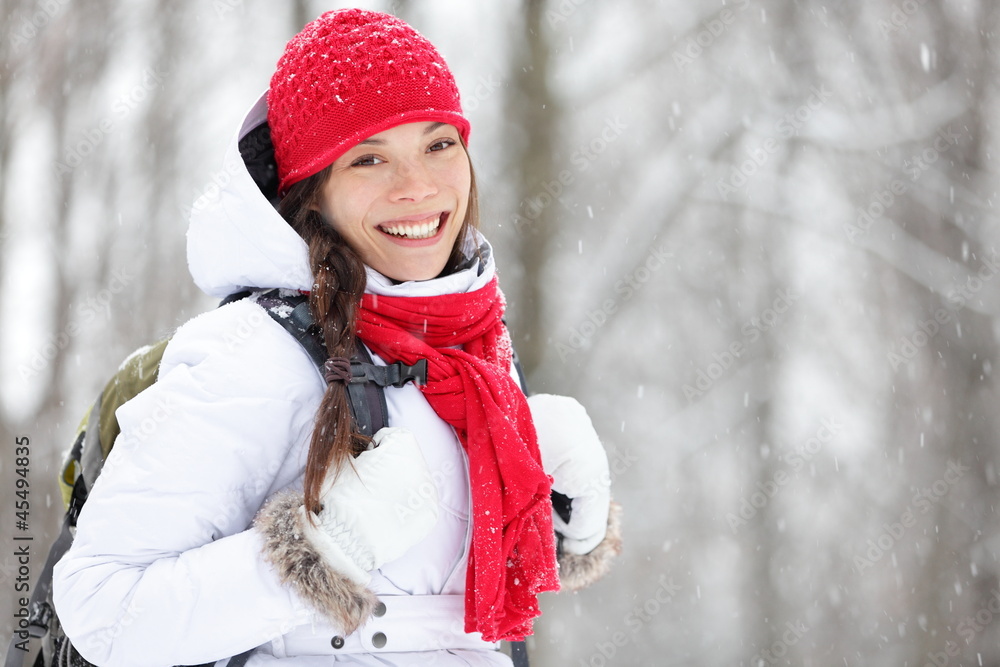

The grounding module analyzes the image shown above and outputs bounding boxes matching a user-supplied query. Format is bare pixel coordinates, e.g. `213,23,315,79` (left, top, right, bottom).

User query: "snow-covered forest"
2,1,1000,664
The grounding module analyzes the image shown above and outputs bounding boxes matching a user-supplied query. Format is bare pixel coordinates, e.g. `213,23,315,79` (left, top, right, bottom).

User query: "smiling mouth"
378,213,445,240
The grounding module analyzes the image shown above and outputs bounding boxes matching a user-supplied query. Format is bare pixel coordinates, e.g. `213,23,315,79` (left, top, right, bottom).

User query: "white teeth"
381,215,441,239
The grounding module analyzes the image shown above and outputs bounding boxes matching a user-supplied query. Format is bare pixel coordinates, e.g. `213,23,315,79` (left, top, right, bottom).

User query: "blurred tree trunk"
34,3,112,434
0,0,21,446
130,0,202,341
894,2,1000,661
504,0,557,381
292,0,310,32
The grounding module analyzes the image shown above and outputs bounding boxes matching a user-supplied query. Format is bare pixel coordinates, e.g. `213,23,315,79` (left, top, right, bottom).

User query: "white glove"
528,394,611,555
299,427,439,585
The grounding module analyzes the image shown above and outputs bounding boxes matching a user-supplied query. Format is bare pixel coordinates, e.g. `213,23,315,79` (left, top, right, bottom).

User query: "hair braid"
279,166,368,514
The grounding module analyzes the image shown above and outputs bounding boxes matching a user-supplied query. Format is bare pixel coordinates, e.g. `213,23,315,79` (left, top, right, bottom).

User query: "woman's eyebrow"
357,122,448,146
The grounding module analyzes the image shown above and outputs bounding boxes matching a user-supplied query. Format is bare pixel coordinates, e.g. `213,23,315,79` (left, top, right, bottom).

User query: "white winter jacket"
53,93,619,667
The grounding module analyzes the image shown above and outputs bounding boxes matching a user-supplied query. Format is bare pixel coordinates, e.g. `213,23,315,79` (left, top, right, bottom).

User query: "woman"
53,9,620,666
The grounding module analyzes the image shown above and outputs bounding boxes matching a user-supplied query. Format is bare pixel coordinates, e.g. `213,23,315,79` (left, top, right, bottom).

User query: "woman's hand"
528,394,622,591
528,394,612,555
258,427,440,633
301,427,441,584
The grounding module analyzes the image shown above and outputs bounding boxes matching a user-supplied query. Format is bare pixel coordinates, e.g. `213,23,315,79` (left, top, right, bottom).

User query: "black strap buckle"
390,359,428,387
350,359,428,388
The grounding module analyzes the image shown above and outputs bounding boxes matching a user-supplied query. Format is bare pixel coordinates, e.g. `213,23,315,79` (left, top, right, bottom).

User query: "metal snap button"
372,631,387,649
331,635,345,649
373,601,387,618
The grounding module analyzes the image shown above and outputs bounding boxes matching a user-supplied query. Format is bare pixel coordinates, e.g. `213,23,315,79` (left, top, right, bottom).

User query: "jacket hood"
187,92,314,299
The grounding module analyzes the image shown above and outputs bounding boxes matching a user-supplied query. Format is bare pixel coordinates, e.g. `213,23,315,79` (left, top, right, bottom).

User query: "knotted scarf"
356,276,559,641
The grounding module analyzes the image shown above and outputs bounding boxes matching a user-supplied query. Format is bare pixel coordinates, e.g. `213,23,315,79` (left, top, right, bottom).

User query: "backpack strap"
506,343,532,667
345,341,389,437
510,640,530,667
346,342,427,436
249,289,427,438
222,651,255,667
249,290,326,368
79,391,106,492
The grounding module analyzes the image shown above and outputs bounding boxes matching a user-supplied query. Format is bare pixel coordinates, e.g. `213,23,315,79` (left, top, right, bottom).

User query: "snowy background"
2,0,1000,665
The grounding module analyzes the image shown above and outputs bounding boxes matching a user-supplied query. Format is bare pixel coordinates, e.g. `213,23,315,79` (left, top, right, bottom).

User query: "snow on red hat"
268,8,471,195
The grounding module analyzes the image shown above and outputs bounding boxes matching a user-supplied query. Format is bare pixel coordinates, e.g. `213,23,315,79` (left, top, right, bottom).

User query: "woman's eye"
351,154,384,167
428,139,456,152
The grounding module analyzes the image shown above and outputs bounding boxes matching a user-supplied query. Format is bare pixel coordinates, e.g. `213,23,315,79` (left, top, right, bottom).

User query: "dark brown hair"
279,148,480,515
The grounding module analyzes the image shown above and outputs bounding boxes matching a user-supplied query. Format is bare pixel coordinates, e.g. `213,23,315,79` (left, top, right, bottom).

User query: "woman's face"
312,121,472,282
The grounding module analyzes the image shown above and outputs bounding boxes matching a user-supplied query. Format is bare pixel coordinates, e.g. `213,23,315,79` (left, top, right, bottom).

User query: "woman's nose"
390,159,439,202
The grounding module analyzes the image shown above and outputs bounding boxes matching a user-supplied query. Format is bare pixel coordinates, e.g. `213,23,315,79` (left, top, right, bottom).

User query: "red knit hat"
268,9,471,195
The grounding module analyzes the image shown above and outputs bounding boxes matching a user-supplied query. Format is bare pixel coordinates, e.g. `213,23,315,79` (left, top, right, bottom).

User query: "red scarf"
356,277,559,641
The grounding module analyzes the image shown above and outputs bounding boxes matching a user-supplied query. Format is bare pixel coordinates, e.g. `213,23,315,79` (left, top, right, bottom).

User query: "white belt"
279,594,500,656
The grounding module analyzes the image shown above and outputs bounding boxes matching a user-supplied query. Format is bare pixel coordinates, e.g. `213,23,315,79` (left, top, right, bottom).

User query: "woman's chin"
375,260,449,283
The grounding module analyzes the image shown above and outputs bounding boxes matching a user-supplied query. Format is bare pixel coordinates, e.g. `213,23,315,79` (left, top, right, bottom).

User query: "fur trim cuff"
558,500,623,592
255,491,378,634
